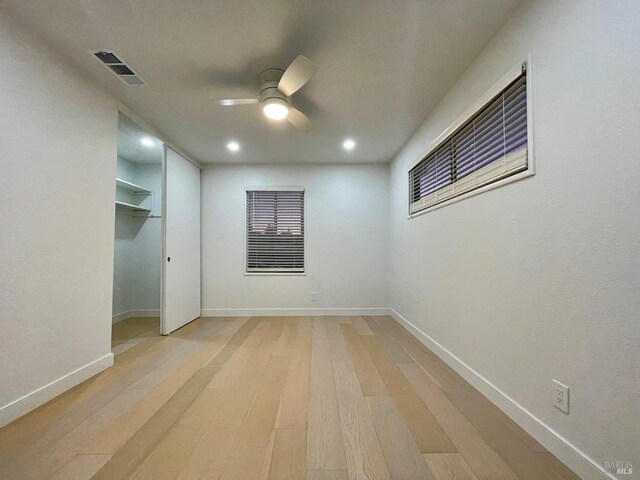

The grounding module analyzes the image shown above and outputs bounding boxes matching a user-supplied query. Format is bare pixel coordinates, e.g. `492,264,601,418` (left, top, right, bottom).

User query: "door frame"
160,144,168,334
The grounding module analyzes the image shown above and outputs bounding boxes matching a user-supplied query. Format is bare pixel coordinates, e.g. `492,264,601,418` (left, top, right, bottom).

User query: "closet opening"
112,112,163,352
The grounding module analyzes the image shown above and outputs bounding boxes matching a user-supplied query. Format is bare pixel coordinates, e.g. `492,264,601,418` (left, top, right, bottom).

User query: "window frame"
408,58,535,218
244,186,306,276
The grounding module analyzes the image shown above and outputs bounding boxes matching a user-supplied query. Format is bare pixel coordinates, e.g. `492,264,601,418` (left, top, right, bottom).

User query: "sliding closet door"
162,147,201,334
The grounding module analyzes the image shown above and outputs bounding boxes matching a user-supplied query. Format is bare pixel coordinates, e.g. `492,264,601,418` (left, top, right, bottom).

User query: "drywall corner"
0,353,114,428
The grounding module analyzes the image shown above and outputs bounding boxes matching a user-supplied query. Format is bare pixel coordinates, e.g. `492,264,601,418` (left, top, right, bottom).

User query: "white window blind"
409,70,528,214
246,189,305,273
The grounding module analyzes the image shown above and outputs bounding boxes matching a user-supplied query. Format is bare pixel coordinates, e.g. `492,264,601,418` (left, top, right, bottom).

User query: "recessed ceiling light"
140,136,155,148
227,141,240,152
342,138,356,151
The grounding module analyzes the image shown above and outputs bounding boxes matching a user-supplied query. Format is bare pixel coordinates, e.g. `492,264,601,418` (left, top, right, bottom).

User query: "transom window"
409,68,528,214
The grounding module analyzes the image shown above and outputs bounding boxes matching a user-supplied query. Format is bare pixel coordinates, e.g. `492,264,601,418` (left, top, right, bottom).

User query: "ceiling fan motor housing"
216,57,314,131
259,68,289,105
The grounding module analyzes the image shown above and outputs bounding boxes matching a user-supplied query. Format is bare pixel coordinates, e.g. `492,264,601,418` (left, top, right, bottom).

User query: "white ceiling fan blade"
216,98,259,106
287,107,314,132
278,55,316,96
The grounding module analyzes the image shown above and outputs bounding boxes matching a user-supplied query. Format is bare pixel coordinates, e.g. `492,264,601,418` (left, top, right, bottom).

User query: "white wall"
201,163,389,315
113,157,137,318
388,1,640,478
0,11,117,425
113,213,136,318
116,156,137,181
130,164,163,314
113,158,162,321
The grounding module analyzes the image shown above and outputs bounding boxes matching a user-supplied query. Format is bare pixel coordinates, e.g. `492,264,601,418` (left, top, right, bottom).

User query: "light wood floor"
111,316,160,353
0,316,580,480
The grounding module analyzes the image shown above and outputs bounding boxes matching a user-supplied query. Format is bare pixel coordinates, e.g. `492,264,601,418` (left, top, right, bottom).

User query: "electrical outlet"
311,291,317,301
553,379,569,413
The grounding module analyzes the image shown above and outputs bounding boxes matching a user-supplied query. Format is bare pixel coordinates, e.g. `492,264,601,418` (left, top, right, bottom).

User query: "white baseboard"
0,353,114,428
201,307,392,317
112,310,131,323
112,309,160,323
388,308,612,480
132,309,160,318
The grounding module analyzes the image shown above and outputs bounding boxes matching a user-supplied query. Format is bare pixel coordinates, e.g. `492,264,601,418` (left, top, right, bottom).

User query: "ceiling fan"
217,55,316,132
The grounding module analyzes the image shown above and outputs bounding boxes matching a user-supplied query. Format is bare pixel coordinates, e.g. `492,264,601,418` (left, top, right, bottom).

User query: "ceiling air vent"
89,50,147,86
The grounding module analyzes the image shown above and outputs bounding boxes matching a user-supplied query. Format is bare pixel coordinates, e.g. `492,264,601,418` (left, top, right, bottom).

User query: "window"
246,188,305,273
409,66,528,214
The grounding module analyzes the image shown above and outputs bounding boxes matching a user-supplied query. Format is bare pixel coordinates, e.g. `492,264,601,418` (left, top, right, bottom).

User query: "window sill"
408,167,535,219
244,272,307,276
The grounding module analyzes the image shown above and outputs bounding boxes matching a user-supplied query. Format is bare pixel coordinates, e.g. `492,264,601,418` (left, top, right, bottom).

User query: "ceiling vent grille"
89,50,147,87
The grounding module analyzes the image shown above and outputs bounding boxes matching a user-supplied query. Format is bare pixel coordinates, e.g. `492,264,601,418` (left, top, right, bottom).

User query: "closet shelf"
116,178,152,195
115,200,151,213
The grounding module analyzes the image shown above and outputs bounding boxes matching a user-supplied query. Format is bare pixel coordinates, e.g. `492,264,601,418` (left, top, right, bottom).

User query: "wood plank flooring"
0,316,580,480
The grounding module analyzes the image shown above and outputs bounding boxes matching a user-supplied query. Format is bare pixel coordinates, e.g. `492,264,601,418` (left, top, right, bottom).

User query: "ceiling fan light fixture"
263,98,289,121
218,56,315,132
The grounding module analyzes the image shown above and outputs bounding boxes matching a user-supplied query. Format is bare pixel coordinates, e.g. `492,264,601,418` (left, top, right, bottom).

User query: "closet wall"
0,9,116,426
113,156,162,322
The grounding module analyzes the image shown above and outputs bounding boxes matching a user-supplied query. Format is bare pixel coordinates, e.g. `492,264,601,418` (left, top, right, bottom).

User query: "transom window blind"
246,189,305,273
409,70,528,214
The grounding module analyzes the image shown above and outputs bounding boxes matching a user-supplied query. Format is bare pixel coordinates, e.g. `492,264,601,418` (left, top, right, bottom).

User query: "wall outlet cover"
552,379,569,414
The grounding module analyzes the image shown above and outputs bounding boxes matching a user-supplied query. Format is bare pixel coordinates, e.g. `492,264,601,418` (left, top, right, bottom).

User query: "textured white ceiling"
3,0,520,164
117,112,163,164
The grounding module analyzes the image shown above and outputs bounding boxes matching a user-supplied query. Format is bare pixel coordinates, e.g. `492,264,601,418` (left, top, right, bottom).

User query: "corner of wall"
388,308,612,480
0,353,114,428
